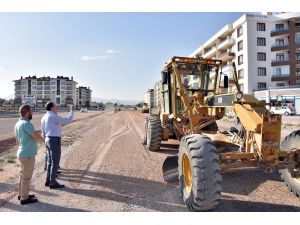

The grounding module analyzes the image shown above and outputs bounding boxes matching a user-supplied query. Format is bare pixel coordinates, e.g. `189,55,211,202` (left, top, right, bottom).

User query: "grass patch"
6,154,16,163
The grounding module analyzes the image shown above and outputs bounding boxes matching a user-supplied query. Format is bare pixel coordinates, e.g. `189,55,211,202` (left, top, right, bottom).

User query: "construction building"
144,89,154,108
153,81,162,108
76,86,92,107
190,12,300,112
13,75,77,107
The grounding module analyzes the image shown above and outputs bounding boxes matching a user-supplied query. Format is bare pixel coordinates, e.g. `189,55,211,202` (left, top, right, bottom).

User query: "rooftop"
14,75,76,82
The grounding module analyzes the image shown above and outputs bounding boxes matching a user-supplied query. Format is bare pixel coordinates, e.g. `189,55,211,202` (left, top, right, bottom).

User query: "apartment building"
76,86,92,107
144,89,154,108
190,12,300,95
270,13,300,87
153,80,162,108
13,75,77,107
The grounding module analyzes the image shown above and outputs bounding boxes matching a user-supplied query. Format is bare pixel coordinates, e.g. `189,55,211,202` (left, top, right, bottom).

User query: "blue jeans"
45,137,61,183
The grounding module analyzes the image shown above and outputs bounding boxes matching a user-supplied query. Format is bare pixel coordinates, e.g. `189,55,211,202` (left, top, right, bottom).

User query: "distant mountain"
92,97,142,105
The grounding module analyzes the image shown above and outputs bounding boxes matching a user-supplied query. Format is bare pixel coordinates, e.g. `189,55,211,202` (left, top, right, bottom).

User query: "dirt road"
0,110,299,211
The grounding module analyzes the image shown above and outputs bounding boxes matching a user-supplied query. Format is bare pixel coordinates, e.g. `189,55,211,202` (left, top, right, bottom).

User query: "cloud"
78,49,120,62
79,55,113,61
0,67,4,71
105,49,120,54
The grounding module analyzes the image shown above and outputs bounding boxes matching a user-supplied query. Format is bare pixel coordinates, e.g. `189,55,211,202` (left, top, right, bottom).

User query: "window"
275,24,284,31
237,26,243,37
257,23,266,31
296,22,300,28
257,37,266,46
238,69,244,79
296,33,300,44
276,53,284,61
275,38,284,46
296,53,300,60
297,66,300,76
258,82,266,90
275,67,281,75
238,40,243,51
258,67,266,76
257,52,266,61
238,55,243,65
276,83,285,87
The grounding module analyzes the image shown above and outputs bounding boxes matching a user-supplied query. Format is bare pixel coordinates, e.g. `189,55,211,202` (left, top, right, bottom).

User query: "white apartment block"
144,89,154,108
190,12,300,94
153,80,162,108
76,86,92,107
13,75,77,107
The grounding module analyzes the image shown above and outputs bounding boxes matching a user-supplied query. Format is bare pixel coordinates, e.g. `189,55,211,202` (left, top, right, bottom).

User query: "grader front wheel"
144,117,162,151
178,134,222,211
279,130,300,197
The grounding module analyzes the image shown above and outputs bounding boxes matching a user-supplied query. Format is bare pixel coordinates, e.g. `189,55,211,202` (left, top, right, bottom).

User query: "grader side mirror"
224,75,229,88
162,71,169,85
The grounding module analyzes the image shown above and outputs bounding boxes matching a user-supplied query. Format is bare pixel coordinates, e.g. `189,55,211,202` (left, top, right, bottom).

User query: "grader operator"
143,56,300,211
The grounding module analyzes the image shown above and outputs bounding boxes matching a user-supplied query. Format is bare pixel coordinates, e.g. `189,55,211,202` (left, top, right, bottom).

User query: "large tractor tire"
178,134,222,211
279,130,300,197
144,117,162,151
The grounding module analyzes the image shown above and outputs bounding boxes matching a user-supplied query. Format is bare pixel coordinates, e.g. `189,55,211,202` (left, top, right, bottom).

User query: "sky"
0,12,244,102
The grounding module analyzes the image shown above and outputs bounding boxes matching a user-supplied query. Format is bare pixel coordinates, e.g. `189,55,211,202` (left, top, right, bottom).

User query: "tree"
136,101,144,108
0,98,5,107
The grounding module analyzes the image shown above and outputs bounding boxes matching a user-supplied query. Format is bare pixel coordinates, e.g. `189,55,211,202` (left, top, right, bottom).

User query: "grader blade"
162,155,179,183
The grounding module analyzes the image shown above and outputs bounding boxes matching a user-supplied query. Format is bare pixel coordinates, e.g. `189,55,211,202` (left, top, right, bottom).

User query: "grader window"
178,63,214,93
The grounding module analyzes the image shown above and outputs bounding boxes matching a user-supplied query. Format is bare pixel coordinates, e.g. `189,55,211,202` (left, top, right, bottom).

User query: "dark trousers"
45,137,61,183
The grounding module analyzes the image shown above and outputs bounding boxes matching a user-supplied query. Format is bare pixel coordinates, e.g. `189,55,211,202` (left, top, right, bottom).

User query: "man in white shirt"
41,102,75,189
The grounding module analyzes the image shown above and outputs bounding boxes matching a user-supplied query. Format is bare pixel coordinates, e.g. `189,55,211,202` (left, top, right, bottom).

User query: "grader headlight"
236,92,243,101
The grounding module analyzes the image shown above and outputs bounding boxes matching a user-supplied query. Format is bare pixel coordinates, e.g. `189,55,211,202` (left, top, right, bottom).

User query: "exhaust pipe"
162,155,179,183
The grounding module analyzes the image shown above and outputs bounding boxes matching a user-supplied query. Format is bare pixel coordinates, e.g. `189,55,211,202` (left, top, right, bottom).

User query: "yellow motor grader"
143,56,300,211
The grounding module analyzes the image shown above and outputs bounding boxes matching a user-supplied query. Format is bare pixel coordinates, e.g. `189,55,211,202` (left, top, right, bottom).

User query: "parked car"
80,108,88,113
270,106,296,116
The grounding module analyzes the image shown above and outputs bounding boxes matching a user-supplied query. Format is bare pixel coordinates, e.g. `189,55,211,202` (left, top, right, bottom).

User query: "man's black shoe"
49,182,65,189
57,170,62,174
18,194,35,200
20,197,38,205
45,181,50,187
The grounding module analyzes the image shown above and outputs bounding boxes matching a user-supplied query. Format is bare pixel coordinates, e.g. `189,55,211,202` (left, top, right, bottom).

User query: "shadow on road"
216,198,300,212
58,169,300,212
59,169,186,212
1,200,87,212
222,169,282,195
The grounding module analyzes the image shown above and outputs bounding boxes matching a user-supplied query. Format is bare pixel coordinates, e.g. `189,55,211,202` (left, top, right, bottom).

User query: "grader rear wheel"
144,117,162,151
279,130,300,197
178,134,222,211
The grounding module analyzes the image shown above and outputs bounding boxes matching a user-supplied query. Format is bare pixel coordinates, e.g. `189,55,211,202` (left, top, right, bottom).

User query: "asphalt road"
0,110,299,211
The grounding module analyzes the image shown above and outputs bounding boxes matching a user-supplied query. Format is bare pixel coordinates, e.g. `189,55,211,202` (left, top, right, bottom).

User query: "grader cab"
143,56,300,211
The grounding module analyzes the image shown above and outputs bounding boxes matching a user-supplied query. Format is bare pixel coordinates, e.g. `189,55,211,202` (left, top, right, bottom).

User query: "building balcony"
271,28,289,37
203,47,217,59
218,52,235,62
218,38,235,50
271,59,290,66
271,74,290,81
271,43,289,52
